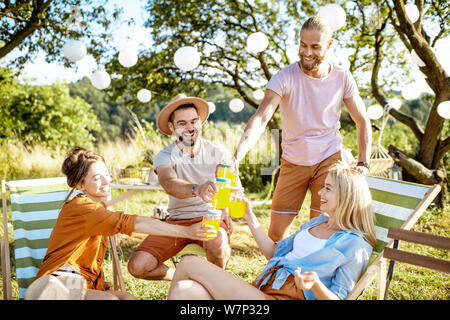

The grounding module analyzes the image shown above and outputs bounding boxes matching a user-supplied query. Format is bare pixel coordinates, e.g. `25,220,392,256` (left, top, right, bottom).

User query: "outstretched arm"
233,89,281,168
243,198,278,260
156,165,217,202
133,216,214,241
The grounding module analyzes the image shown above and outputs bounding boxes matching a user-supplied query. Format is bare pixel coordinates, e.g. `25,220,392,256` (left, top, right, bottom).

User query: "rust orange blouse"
34,194,137,290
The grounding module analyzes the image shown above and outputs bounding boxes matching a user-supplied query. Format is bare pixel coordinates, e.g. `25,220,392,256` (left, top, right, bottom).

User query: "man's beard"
300,53,326,71
177,129,198,147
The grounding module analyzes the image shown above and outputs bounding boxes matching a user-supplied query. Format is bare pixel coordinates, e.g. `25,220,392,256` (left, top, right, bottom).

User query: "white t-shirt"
266,62,358,166
284,227,328,261
153,138,232,219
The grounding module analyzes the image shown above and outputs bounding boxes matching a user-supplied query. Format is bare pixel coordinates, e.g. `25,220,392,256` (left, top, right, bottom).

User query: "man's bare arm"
156,165,217,201
344,95,372,171
233,89,281,163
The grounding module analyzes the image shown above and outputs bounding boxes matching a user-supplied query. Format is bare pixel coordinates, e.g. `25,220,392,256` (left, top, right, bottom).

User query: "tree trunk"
388,145,448,204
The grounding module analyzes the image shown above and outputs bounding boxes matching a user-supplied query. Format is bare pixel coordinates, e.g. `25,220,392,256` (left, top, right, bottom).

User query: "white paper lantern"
229,98,244,113
388,98,402,110
119,48,138,68
405,3,420,23
437,101,450,119
434,37,450,75
207,102,216,113
90,70,111,90
246,32,269,53
253,89,265,101
317,4,346,31
401,83,421,100
410,49,425,67
367,104,384,120
62,39,87,62
174,46,201,71
137,89,152,103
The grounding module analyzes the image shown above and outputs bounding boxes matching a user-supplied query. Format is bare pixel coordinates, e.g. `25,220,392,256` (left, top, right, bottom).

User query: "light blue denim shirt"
255,214,373,300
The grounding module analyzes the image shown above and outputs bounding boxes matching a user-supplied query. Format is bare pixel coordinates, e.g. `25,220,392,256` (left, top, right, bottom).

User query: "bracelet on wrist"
356,161,370,170
191,184,198,197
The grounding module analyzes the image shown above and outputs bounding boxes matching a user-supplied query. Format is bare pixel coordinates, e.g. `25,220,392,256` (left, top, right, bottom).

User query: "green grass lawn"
1,189,449,300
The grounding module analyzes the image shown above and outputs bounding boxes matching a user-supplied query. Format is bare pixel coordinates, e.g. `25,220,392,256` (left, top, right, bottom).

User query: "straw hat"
25,274,87,300
156,93,209,136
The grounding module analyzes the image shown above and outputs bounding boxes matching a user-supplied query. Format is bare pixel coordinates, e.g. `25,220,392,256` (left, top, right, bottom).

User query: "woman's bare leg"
168,256,267,300
84,289,119,300
169,279,214,300
84,289,137,300
108,290,138,300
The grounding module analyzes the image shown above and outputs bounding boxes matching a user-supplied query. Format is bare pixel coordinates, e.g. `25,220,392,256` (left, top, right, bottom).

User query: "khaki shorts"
252,266,305,300
271,151,342,217
135,217,232,264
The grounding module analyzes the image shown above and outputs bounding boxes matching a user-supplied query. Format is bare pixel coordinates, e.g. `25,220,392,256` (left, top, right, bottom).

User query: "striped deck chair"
345,176,441,300
1,177,125,300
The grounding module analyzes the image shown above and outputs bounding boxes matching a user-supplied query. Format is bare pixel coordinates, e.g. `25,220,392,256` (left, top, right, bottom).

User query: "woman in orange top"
32,146,214,300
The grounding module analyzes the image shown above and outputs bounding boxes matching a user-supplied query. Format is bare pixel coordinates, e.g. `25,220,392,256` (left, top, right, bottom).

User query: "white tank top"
284,227,328,261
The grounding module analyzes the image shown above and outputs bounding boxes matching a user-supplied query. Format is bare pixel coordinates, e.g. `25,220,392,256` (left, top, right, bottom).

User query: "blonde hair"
327,163,377,248
301,16,333,40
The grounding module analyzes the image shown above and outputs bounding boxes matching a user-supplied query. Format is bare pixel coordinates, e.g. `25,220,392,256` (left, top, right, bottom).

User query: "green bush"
239,162,273,193
0,67,100,150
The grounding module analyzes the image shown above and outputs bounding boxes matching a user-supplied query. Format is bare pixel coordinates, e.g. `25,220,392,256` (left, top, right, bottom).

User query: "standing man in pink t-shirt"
233,16,372,241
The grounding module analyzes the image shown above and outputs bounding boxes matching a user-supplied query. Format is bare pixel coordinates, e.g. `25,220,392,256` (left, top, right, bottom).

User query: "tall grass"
0,140,65,180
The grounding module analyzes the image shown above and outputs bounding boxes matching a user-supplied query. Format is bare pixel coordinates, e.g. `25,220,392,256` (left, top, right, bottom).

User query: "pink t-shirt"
267,62,358,166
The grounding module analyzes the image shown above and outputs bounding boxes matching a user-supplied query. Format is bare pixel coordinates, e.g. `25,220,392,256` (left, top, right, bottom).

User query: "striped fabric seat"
3,177,78,299
366,176,432,254
346,176,441,300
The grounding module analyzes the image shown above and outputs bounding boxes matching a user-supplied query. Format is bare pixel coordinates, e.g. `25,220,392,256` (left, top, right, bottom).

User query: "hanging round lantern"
317,4,346,31
229,98,244,113
434,37,450,75
174,46,201,71
405,3,420,23
401,83,421,100
137,89,152,103
246,32,269,53
367,104,384,120
207,102,216,113
437,101,450,119
388,98,402,110
90,70,111,90
118,48,138,68
62,39,87,62
253,89,265,101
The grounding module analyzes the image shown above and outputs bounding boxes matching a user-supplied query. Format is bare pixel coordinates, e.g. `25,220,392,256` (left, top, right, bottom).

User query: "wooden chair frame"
345,183,441,300
382,227,450,298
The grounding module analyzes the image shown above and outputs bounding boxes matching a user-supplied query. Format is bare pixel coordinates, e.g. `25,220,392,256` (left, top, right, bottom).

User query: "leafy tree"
104,0,448,203
68,77,133,142
352,0,449,203
0,67,100,149
0,0,122,69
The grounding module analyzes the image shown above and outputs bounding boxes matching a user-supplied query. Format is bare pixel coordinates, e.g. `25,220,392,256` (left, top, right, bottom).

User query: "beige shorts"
271,151,342,217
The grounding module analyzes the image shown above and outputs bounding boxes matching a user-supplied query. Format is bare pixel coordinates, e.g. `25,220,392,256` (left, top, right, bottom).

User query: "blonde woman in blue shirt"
168,163,377,300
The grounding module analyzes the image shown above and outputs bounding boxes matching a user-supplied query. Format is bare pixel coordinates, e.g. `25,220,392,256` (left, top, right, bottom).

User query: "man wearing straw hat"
127,94,233,281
